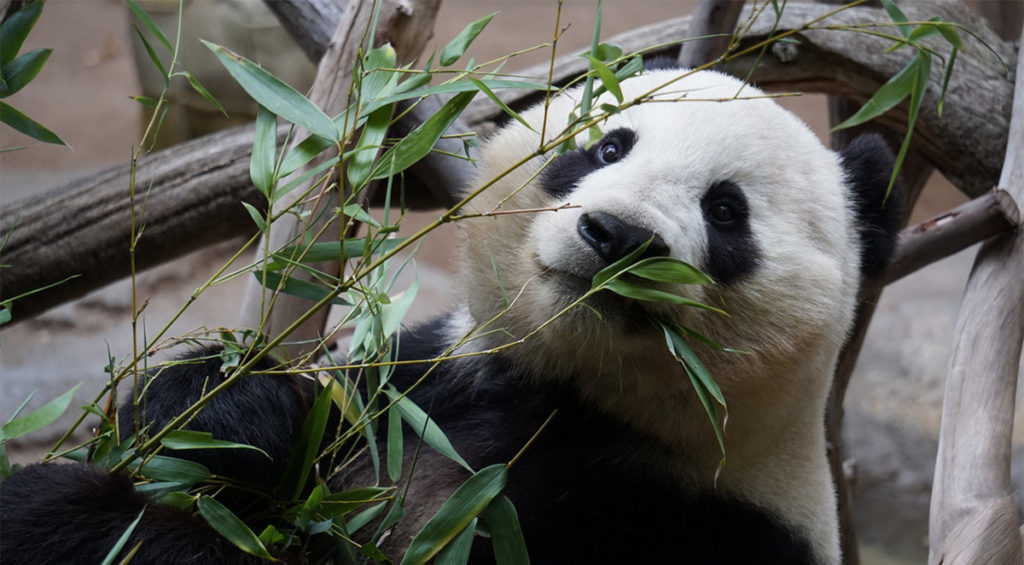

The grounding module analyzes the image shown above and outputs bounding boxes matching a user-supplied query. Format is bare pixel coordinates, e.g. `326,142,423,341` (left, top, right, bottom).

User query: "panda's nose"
577,212,669,264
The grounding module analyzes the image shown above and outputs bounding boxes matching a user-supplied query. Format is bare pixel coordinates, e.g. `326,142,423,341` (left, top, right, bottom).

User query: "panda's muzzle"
577,212,668,265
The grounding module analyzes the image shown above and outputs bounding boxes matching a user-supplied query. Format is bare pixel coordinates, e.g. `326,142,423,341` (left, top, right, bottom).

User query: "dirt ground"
1,2,1021,564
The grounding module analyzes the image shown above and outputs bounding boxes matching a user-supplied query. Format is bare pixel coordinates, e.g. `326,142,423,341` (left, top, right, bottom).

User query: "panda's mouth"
536,260,655,326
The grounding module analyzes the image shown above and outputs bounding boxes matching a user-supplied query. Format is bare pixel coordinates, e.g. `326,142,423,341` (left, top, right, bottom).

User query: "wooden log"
0,3,1015,322
0,124,280,323
928,22,1024,565
677,0,745,68
236,0,442,359
459,2,1015,199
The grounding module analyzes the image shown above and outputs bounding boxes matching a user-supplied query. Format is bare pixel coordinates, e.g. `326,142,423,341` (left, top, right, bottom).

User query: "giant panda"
0,67,900,564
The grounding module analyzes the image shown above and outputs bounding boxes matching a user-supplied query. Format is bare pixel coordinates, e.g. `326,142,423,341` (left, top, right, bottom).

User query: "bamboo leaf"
880,0,911,38
483,495,530,565
0,101,68,145
626,257,712,285
370,90,476,180
179,70,227,116
197,496,276,560
124,0,172,53
0,48,51,97
663,324,725,406
401,464,507,565
0,0,44,65
0,383,81,442
439,13,496,66
384,388,472,473
161,430,270,458
134,25,167,87
591,240,650,289
387,401,403,482
469,78,534,132
585,55,623,103
250,104,277,197
603,279,726,315
241,202,265,232
131,95,158,108
254,271,350,306
280,381,334,500
267,238,406,270
347,105,392,190
137,455,211,486
833,57,919,131
204,40,338,141
100,508,146,565
434,518,477,565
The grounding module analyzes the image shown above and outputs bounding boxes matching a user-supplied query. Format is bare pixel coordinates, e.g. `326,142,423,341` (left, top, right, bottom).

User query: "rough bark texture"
460,2,1015,199
0,125,279,322
262,0,344,62
236,0,442,358
1,2,1016,327
928,22,1024,565
677,0,745,68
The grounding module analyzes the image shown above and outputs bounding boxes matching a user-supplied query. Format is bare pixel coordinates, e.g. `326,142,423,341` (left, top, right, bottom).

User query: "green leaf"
205,41,338,141
888,53,931,196
359,44,399,102
178,70,227,116
439,13,496,66
434,518,477,565
0,101,68,145
100,508,146,565
346,104,392,190
591,240,651,289
370,90,476,180
267,238,406,270
272,155,338,203
134,25,167,87
380,279,418,341
626,257,712,285
124,0,172,53
469,78,533,132
384,388,472,473
603,279,726,314
585,55,623,103
197,496,276,560
241,202,265,231
0,383,80,442
663,324,725,406
254,271,349,306
342,203,382,228
592,42,622,62
483,495,530,565
137,455,211,486
935,22,962,49
280,381,334,500
833,57,919,131
250,104,277,197
131,95,158,108
387,401,403,482
161,430,270,458
0,307,11,326
401,464,508,565
0,1,44,65
0,48,51,97
880,0,911,38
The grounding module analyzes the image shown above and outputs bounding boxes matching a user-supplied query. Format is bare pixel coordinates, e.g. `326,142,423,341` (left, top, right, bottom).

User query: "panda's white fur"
447,69,869,563
0,68,899,565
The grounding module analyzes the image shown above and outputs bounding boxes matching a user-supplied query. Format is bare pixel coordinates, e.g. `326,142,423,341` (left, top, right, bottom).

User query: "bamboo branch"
235,0,442,359
928,21,1024,565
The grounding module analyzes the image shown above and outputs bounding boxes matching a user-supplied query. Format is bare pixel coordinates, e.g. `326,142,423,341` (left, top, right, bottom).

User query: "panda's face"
458,70,861,384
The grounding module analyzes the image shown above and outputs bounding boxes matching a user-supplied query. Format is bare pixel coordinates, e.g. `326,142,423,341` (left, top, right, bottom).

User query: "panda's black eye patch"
701,181,760,285
540,128,636,198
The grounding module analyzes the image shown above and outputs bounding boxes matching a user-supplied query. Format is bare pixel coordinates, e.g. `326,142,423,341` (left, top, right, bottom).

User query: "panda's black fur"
0,66,902,564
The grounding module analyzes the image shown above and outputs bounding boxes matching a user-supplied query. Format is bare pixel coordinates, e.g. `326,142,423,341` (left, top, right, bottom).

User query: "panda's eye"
708,202,736,224
596,139,622,165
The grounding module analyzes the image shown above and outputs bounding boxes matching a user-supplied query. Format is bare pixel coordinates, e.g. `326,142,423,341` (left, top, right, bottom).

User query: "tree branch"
677,0,745,68
928,21,1024,565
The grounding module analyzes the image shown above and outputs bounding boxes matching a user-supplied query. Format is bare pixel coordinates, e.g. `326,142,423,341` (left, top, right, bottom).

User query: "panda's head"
456,68,899,400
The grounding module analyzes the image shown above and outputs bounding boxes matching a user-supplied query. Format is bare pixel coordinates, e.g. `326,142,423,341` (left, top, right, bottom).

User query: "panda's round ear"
840,133,903,280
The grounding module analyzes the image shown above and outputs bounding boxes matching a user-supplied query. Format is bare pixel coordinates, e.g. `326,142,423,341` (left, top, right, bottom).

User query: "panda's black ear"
840,133,903,280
